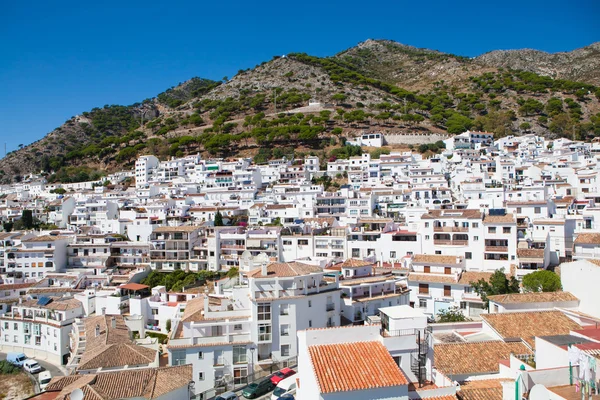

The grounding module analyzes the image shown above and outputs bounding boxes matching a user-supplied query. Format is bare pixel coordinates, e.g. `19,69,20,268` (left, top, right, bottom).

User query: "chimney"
111,316,116,329
95,324,100,337
261,262,268,277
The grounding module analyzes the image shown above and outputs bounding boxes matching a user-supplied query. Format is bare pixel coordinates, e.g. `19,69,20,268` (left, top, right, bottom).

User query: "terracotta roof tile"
481,311,582,348
458,379,505,400
483,213,516,224
517,248,545,259
248,261,322,278
488,292,577,304
338,258,375,268
435,341,532,375
575,233,600,245
308,341,408,394
458,272,495,285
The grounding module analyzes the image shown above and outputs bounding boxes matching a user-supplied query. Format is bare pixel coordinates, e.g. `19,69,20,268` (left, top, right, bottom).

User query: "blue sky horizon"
1,0,599,158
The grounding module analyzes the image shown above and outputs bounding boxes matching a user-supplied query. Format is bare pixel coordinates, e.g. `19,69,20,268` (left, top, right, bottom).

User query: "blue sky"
1,0,598,156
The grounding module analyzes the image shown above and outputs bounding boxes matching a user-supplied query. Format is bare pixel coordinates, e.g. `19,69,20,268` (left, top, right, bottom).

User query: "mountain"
476,42,600,86
1,39,600,184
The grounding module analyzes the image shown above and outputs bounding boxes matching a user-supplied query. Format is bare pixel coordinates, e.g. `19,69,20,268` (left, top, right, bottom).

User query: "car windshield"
274,372,284,377
247,383,258,389
40,378,52,384
273,387,286,396
17,356,26,362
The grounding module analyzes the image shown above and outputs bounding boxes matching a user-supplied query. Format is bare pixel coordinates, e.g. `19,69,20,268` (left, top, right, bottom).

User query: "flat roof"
539,334,594,347
379,305,426,319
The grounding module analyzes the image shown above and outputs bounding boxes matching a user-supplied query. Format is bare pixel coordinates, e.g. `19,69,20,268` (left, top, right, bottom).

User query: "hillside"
1,39,600,184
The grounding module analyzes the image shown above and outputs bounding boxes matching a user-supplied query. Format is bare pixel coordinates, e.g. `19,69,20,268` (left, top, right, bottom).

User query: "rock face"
475,42,600,86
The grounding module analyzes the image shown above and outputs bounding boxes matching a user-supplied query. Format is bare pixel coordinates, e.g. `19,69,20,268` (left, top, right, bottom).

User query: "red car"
270,368,296,385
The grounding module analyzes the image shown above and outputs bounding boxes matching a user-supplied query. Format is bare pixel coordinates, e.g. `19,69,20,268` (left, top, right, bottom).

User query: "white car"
23,359,42,374
39,371,52,391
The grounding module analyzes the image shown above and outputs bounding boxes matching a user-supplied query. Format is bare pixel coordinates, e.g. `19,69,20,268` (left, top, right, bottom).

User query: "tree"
522,270,562,292
226,267,239,279
437,306,468,323
214,210,224,226
166,319,172,332
21,210,34,230
471,268,520,309
446,113,473,134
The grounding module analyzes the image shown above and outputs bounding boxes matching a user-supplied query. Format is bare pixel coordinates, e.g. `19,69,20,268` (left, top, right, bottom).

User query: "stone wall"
383,133,450,145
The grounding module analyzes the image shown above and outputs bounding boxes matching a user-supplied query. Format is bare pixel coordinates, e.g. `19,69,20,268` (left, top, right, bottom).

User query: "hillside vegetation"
1,39,600,184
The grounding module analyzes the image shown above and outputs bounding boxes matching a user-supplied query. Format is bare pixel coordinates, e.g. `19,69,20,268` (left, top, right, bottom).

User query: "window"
460,302,467,310
308,300,312,308
425,235,430,240
472,223,479,228
503,227,511,234
281,344,290,357
351,248,360,257
390,251,396,258
3,322,7,330
474,236,479,241
516,207,522,214
444,267,451,275
234,367,248,385
534,207,541,214
171,350,186,366
14,323,18,330
198,351,203,359
13,335,18,343
444,286,451,297
308,320,312,328
258,324,272,341
257,303,271,321
198,372,204,381
488,227,496,234
424,266,431,273
419,299,427,308
464,286,472,293
151,309,158,316
281,324,290,336
233,345,247,364
425,222,429,228
465,252,472,260
418,283,429,295
234,324,242,331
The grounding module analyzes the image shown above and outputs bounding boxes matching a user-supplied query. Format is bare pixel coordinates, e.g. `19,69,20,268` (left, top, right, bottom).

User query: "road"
0,352,66,378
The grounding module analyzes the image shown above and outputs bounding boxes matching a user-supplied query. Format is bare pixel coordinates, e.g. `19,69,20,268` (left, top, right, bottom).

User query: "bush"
146,331,169,344
0,360,20,375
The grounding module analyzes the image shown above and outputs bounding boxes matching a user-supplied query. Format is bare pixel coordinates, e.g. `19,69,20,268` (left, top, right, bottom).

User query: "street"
0,352,66,378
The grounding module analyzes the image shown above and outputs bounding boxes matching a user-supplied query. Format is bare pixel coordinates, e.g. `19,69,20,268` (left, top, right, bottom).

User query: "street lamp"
249,346,256,383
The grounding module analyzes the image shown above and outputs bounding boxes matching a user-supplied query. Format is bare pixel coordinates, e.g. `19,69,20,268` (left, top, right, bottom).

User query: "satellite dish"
529,384,549,400
70,389,84,400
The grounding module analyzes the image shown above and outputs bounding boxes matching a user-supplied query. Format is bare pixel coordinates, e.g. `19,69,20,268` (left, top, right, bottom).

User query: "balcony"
326,303,335,311
485,246,508,253
434,226,469,233
433,240,469,246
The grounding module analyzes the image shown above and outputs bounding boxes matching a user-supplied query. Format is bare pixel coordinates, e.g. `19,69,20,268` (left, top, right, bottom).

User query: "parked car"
215,392,238,400
278,395,294,400
6,352,27,367
39,371,52,391
271,374,297,400
270,368,296,386
23,359,42,374
242,377,275,399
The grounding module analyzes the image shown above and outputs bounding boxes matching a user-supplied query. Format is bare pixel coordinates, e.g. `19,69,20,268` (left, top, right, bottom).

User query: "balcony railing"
485,246,508,253
326,303,335,311
434,226,469,233
434,240,469,246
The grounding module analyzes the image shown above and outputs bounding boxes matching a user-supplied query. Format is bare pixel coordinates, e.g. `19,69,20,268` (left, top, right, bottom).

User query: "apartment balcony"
220,244,245,250
434,226,469,233
485,246,508,253
326,303,335,311
433,240,469,246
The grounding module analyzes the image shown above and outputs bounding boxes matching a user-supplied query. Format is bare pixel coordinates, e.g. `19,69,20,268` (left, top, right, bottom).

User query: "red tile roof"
308,341,408,394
